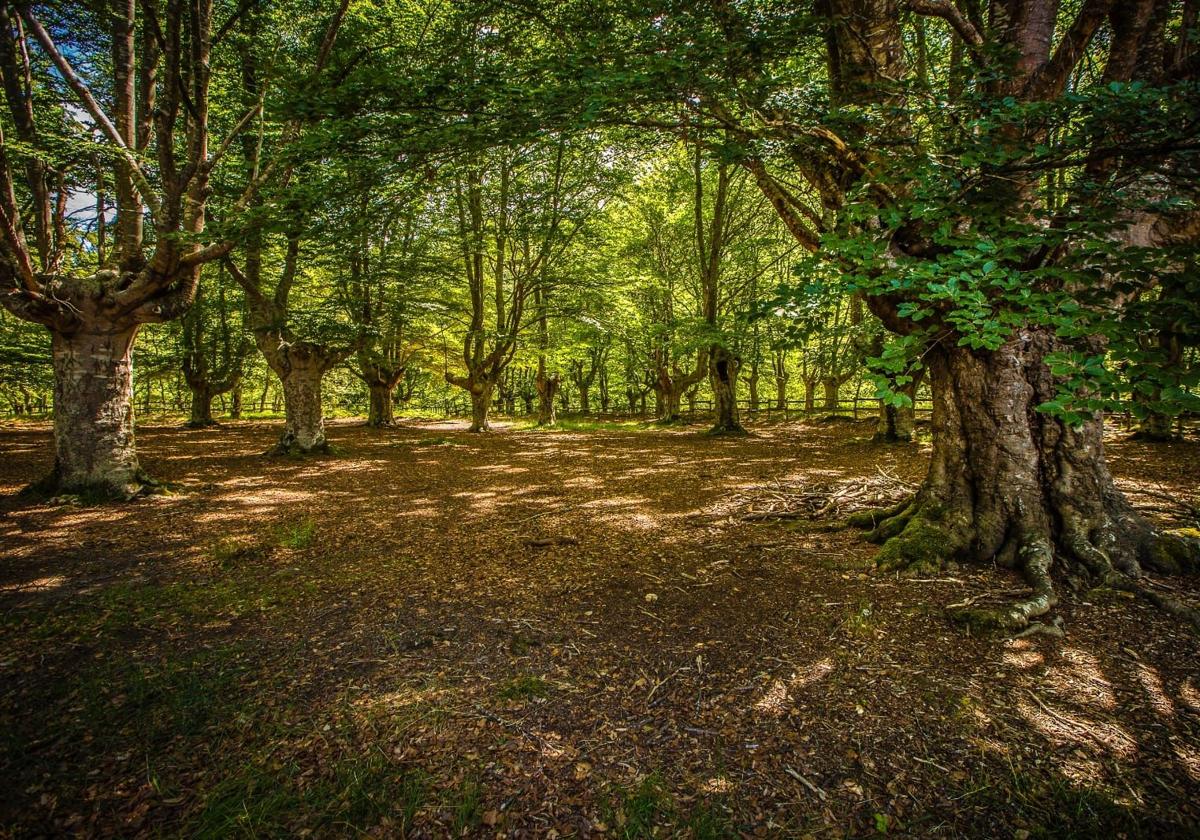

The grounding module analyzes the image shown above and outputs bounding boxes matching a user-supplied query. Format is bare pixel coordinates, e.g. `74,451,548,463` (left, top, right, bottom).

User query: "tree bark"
709,345,746,434
874,400,915,442
1132,409,1175,442
822,378,840,412
277,359,327,453
188,388,216,428
48,326,145,496
367,383,395,427
536,372,559,426
850,329,1197,631
470,381,494,432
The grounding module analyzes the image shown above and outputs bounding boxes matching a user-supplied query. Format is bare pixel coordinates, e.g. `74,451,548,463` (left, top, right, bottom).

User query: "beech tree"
444,136,614,431
181,266,249,427
0,0,267,496
668,0,1200,628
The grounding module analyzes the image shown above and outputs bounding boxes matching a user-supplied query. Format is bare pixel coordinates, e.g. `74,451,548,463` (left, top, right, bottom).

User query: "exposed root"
1143,530,1200,575
707,423,749,437
268,439,332,457
950,532,1057,633
844,496,914,531
864,502,918,543
873,510,965,576
24,468,160,504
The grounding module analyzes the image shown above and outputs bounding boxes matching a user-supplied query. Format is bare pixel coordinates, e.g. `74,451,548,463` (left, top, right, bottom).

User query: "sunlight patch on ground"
1180,678,1200,713
0,574,66,592
1042,648,1117,711
1173,743,1200,781
1016,697,1136,759
754,658,835,718
1133,663,1174,717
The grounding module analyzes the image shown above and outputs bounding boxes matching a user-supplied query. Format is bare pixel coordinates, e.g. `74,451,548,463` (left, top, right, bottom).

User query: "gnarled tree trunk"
188,388,216,428
822,378,840,412
367,384,395,427
850,329,1197,631
709,345,746,435
470,380,494,432
278,352,328,454
256,338,343,455
536,369,559,427
49,326,144,497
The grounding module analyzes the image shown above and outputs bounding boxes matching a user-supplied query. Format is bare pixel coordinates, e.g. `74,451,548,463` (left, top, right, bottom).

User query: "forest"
1,0,1199,836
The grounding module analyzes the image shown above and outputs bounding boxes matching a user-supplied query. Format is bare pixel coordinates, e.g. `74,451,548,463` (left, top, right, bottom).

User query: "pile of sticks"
725,467,915,523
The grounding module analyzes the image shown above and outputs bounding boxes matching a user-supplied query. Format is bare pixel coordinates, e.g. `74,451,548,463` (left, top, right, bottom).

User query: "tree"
720,1,1200,628
444,136,613,431
0,0,259,495
181,265,250,428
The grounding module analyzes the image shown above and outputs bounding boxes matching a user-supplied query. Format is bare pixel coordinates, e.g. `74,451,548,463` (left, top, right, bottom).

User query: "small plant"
843,601,875,637
448,775,483,835
602,773,674,839
209,538,262,566
275,518,316,550
495,674,550,701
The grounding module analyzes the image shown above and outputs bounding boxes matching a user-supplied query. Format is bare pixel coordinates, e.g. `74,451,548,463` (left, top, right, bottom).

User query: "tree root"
872,510,965,576
707,424,749,437
844,496,914,531
950,532,1057,633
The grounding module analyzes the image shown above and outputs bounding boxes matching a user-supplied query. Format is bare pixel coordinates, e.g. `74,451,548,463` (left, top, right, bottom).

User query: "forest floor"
2,416,1199,839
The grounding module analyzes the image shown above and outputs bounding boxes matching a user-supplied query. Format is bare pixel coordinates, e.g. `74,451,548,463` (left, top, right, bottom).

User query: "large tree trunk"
874,400,915,443
536,372,559,427
1133,409,1175,442
822,378,840,412
709,345,746,435
470,382,494,432
663,387,682,423
367,383,395,427
48,326,145,497
275,351,329,454
850,329,1197,631
873,371,921,442
187,388,217,428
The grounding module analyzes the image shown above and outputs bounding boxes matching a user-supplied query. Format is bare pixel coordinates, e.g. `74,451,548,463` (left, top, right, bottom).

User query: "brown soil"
1,418,1198,838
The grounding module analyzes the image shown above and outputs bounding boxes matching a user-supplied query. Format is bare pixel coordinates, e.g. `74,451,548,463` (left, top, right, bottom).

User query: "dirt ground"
1,417,1199,839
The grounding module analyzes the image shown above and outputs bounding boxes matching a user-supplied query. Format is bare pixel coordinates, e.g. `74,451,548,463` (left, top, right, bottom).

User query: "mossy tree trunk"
851,329,1197,631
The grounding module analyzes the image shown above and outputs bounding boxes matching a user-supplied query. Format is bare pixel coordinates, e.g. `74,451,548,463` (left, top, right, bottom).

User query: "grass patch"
955,763,1173,840
447,775,484,835
191,752,429,839
495,674,551,701
409,435,458,447
602,773,674,839
519,417,656,433
274,517,316,550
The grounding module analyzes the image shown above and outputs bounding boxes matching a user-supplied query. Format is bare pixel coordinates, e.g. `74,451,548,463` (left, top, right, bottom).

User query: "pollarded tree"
329,181,443,428
222,1,356,454
181,265,250,427
701,1,1200,628
0,0,264,496
227,233,360,454
444,135,615,431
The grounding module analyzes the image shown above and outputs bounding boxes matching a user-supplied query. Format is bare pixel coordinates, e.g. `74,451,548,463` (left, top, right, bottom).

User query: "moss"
873,517,955,575
1144,531,1199,575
